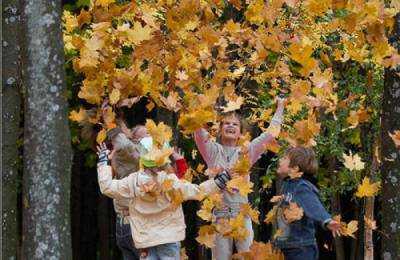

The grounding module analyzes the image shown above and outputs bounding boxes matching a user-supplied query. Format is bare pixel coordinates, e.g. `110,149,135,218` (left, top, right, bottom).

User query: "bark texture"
2,0,23,259
381,13,400,260
21,0,72,259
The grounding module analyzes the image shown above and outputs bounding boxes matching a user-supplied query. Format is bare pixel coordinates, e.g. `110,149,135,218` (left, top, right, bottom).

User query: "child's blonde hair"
286,147,318,175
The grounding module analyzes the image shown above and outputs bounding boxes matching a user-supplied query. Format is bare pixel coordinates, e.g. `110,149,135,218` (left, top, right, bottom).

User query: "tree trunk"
21,0,72,259
2,0,23,258
381,13,400,260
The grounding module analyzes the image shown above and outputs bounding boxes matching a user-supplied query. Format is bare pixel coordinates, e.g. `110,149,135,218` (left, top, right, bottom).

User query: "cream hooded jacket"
97,165,219,249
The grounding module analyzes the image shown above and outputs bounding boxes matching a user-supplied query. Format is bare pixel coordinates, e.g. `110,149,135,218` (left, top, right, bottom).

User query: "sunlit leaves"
389,130,400,147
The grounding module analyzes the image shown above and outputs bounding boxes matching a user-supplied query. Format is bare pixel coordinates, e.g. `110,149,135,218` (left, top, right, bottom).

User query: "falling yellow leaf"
364,216,377,230
333,215,359,238
109,88,121,105
196,225,216,248
222,96,244,113
355,177,380,198
96,129,107,144
283,202,304,223
227,177,253,196
240,204,260,224
197,197,214,221
343,151,365,171
145,119,172,148
264,205,278,224
389,130,400,147
69,108,87,122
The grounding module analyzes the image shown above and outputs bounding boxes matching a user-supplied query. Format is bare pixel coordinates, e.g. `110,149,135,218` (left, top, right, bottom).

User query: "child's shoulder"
290,178,319,194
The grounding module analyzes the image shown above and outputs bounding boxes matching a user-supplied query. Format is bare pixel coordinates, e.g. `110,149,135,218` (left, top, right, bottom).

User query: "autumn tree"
2,0,22,258
381,12,400,260
64,0,400,257
22,0,72,258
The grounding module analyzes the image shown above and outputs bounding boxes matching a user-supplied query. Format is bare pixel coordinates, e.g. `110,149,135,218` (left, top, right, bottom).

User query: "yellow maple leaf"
232,153,251,176
178,108,217,135
389,130,400,147
69,108,87,123
196,225,216,248
343,151,365,171
283,202,304,223
364,216,377,230
264,205,278,224
78,78,105,105
222,96,244,113
355,177,380,198
227,177,253,196
109,89,120,105
197,197,214,221
96,129,107,144
145,119,172,148
160,92,182,112
240,204,260,224
341,220,359,238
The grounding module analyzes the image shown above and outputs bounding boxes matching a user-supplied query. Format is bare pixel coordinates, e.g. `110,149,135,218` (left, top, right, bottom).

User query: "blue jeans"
140,242,180,260
116,216,139,260
281,245,319,260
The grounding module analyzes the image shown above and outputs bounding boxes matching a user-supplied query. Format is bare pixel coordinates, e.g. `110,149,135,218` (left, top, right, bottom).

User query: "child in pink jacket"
97,143,231,260
194,98,285,260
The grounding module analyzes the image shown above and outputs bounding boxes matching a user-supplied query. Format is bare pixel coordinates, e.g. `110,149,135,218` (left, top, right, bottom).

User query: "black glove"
97,143,110,167
214,170,231,190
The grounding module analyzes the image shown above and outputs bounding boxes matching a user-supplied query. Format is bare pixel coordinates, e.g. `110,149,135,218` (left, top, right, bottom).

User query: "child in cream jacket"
97,143,230,259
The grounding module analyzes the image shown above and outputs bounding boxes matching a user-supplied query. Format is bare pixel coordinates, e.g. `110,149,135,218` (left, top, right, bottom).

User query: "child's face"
277,155,300,178
220,115,241,143
277,156,291,178
134,126,149,140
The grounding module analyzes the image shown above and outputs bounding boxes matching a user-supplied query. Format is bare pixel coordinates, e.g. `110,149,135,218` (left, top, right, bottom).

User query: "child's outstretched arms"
97,143,136,200
167,169,231,201
248,97,285,165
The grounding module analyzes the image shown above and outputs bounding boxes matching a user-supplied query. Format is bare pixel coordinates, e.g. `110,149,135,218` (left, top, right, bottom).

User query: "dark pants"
282,245,319,260
116,216,139,260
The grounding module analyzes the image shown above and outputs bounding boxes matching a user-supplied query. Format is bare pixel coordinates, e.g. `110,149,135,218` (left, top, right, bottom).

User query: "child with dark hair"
274,146,341,260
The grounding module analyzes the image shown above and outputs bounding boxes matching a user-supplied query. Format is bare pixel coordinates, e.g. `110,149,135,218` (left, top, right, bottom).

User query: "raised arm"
248,98,285,165
165,170,231,200
97,143,136,200
194,128,219,167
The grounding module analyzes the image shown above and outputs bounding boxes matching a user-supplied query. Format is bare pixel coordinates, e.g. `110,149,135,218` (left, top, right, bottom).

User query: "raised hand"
97,142,110,166
171,147,184,161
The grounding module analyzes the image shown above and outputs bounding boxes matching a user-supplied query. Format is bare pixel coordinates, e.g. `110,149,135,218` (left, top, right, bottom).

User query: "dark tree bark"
381,13,400,260
21,0,72,258
2,0,23,258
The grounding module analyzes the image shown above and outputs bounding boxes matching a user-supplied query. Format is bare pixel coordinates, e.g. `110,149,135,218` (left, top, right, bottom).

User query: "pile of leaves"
63,0,400,254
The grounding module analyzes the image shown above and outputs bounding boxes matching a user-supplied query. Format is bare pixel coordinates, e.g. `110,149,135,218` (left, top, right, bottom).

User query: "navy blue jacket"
274,177,332,249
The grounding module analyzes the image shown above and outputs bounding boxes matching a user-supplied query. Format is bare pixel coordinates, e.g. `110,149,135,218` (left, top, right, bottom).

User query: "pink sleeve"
194,128,218,167
248,132,275,166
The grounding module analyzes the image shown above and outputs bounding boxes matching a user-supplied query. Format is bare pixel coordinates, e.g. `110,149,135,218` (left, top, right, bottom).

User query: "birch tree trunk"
381,13,400,260
21,0,72,258
2,0,22,258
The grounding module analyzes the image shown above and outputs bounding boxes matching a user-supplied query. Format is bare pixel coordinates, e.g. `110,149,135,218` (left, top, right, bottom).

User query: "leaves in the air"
343,151,365,171
355,177,381,198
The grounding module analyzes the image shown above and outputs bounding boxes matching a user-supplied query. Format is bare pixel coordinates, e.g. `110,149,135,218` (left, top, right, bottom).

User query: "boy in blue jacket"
273,147,341,260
